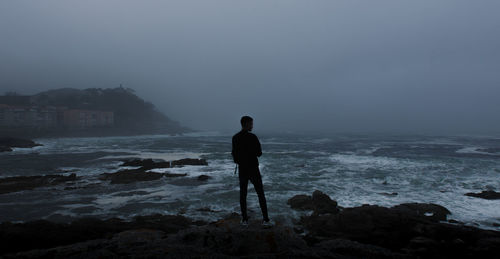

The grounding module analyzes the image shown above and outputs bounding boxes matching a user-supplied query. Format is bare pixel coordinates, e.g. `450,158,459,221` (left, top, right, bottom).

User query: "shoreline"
1,156,499,229
1,191,499,258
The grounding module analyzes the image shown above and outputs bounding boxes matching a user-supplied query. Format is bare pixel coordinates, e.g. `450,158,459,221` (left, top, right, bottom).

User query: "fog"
1,0,499,134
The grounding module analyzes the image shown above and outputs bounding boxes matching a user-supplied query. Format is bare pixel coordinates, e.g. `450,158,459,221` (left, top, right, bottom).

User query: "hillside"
1,87,190,137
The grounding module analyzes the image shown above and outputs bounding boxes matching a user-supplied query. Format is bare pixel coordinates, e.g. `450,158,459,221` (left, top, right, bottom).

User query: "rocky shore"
0,137,41,152
1,157,499,258
1,191,499,258
0,158,209,194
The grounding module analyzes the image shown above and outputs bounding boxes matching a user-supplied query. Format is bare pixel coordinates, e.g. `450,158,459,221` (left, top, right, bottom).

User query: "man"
232,116,271,227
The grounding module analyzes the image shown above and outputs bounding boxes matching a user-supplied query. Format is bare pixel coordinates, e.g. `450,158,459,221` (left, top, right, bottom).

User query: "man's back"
232,130,262,167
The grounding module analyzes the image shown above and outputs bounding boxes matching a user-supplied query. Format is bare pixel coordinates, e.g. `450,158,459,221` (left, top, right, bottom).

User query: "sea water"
0,132,499,230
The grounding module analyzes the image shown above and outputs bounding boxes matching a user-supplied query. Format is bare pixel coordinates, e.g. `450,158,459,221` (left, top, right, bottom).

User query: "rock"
3,215,319,258
197,175,210,181
287,194,314,210
0,146,12,152
379,192,398,196
392,203,451,222
196,207,219,213
120,158,208,171
312,190,339,215
478,147,500,153
120,158,171,170
99,169,186,184
287,191,339,215
0,173,78,194
171,158,208,167
408,236,439,249
0,214,198,256
0,137,42,149
298,191,500,258
465,190,500,200
313,238,406,258
3,199,500,258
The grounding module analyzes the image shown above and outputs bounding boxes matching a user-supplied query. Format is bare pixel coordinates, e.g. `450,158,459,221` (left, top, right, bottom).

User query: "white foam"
97,152,207,161
456,147,496,155
329,153,424,171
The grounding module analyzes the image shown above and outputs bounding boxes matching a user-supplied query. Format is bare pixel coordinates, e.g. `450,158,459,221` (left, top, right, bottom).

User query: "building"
0,104,58,128
63,109,114,129
1,94,114,130
0,96,32,106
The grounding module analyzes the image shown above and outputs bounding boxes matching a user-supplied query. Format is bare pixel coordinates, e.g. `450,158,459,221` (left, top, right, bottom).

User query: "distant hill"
1,87,190,137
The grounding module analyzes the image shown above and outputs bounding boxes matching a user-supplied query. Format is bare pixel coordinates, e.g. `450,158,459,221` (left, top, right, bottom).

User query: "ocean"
1,132,499,230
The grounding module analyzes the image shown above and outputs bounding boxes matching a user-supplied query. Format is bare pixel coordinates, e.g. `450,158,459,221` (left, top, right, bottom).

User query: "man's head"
240,116,253,131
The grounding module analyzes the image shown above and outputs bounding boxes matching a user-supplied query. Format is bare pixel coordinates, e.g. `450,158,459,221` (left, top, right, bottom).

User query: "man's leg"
249,167,269,222
238,169,249,221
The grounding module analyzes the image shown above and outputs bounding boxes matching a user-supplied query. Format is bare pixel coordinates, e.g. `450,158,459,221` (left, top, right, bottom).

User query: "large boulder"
287,190,339,215
465,190,500,200
287,194,314,211
312,190,339,215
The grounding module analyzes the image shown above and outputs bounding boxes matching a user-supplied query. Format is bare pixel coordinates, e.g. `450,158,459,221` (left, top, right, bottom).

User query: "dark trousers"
238,166,269,221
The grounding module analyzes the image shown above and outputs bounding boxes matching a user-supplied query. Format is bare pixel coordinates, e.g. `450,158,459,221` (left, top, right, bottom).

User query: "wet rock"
287,194,314,210
465,190,500,200
312,190,339,215
0,146,12,152
0,137,42,152
197,175,210,181
120,158,208,171
288,191,339,215
171,158,208,167
0,173,78,194
392,203,451,222
379,192,398,196
120,158,171,170
196,207,219,213
99,169,186,184
478,147,500,153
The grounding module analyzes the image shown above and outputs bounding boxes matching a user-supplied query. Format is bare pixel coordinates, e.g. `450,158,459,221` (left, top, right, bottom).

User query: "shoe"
240,219,248,227
262,219,273,228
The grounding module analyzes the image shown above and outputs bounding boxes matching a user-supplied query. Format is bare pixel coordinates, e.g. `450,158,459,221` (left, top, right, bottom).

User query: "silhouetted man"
232,116,271,227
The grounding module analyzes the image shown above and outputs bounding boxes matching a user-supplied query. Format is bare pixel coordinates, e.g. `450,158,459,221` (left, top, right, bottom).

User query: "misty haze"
1,1,500,258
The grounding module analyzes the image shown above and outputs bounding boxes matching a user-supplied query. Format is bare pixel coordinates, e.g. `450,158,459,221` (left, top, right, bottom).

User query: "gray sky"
1,0,500,134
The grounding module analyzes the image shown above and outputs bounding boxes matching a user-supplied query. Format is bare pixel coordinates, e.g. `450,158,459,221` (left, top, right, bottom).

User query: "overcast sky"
1,1,499,134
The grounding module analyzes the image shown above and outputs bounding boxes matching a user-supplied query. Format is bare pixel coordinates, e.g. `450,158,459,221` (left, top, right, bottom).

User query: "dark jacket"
232,130,262,167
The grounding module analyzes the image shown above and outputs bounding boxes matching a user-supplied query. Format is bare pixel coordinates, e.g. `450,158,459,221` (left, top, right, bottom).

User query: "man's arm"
255,135,262,157
231,136,239,164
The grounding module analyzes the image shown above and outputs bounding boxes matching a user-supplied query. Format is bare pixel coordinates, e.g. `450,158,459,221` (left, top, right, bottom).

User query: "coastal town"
0,95,114,130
